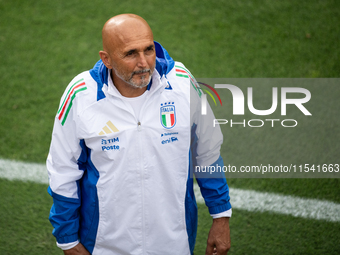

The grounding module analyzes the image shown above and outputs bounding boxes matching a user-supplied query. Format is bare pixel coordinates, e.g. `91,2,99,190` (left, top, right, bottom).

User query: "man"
47,14,231,255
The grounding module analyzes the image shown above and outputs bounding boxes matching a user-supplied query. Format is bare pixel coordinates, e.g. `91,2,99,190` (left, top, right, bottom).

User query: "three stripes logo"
175,65,202,97
174,65,222,115
58,78,87,125
99,121,119,135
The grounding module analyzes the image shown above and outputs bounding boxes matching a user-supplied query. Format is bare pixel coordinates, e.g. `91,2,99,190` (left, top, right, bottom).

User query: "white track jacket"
47,41,231,255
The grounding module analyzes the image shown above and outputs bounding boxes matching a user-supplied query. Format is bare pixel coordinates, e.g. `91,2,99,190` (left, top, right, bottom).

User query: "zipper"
136,119,146,253
136,75,167,253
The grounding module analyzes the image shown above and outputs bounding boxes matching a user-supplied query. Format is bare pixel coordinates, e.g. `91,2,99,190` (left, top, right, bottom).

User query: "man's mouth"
132,69,150,76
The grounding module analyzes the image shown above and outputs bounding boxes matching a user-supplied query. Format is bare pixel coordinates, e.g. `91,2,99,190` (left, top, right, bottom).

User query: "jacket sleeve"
47,85,85,244
190,78,232,215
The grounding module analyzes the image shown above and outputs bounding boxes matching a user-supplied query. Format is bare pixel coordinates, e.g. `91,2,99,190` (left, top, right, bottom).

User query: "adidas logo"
99,121,119,135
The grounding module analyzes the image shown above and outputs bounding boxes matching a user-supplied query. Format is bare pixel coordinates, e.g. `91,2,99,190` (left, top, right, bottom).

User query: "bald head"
102,14,154,54
99,14,156,97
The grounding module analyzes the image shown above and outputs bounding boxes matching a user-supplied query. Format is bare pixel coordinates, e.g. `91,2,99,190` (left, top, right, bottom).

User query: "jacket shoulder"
56,71,98,126
168,61,202,98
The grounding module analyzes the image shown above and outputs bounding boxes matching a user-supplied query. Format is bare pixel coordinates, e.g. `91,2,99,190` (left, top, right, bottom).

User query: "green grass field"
0,0,339,254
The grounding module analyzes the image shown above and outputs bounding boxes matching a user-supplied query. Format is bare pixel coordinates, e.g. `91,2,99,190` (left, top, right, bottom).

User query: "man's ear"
99,51,112,69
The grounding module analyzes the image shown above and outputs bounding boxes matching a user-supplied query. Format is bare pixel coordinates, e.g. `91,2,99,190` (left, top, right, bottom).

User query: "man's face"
110,37,156,89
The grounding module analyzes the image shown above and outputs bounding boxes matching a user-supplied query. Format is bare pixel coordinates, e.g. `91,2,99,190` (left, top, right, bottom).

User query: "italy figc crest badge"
160,103,176,129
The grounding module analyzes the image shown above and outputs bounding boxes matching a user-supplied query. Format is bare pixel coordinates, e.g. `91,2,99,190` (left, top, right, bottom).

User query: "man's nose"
137,52,148,68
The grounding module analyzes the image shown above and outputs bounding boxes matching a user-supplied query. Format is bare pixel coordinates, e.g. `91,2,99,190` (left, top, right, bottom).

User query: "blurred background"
0,0,339,254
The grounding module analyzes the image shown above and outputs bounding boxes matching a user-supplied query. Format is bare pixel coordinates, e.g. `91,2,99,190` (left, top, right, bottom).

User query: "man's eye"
145,47,154,53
